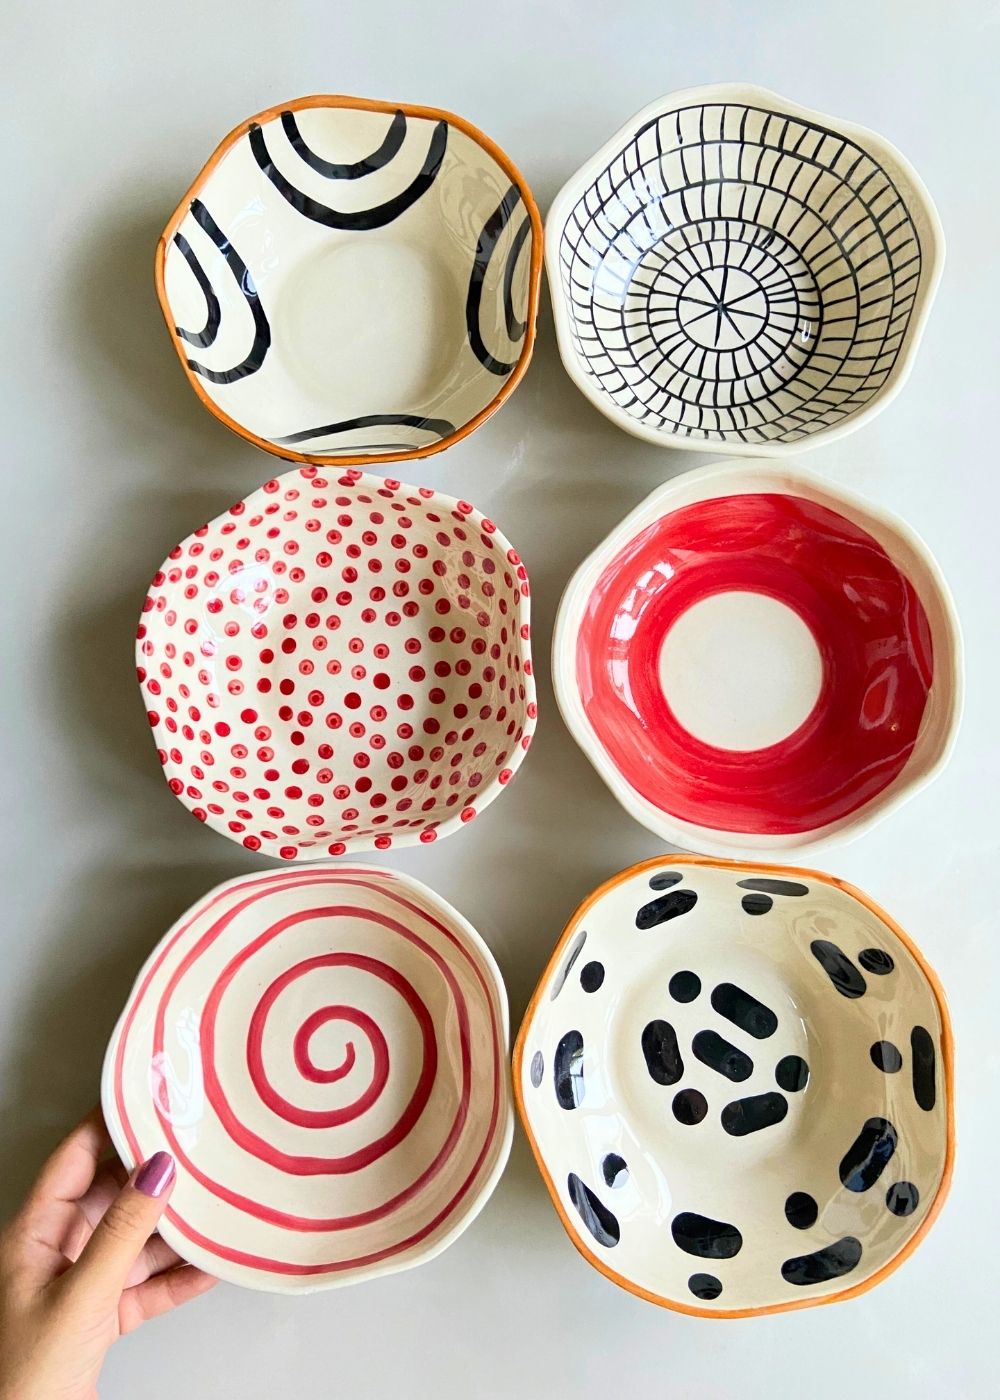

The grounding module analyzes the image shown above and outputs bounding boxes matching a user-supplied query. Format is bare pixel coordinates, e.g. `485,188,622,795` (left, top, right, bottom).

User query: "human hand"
0,1109,217,1400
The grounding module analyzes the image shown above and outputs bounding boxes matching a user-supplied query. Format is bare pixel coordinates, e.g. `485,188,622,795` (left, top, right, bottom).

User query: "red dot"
240,708,258,724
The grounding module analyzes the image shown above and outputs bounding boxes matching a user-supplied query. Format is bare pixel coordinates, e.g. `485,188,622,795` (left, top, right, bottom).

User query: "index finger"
25,1108,112,1214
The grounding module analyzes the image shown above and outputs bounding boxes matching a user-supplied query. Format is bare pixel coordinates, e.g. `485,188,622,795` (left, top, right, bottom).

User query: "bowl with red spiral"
101,863,513,1292
136,467,536,858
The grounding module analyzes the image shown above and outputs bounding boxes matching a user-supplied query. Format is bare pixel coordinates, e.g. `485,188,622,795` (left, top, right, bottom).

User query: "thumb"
62,1152,176,1311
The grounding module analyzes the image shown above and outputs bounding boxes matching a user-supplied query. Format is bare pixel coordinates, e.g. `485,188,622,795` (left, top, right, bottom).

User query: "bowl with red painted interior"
156,94,542,469
102,862,513,1293
513,855,953,1317
553,460,961,859
137,466,536,859
546,83,943,455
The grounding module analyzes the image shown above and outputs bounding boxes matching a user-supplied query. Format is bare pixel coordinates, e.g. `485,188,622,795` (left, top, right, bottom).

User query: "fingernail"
134,1151,175,1198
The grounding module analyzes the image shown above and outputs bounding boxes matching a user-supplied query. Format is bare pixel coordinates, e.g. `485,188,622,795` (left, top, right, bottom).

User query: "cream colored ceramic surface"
546,84,944,454
101,864,513,1293
515,858,952,1316
553,459,963,860
160,97,538,463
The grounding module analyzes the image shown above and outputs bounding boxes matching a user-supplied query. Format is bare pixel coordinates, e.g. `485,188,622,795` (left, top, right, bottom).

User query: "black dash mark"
642,1020,684,1085
692,1029,754,1082
711,982,778,1039
554,1030,585,1110
839,1117,898,1192
910,1026,936,1110
635,889,698,929
568,1173,620,1247
810,940,867,999
688,1272,722,1300
721,1092,788,1136
781,1237,862,1286
736,878,809,896
671,1212,743,1260
858,947,894,975
741,892,773,915
529,1050,543,1087
649,871,684,890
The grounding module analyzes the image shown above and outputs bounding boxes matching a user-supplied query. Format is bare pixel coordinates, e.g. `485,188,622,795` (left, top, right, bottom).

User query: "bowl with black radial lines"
156,95,542,467
546,84,943,454
513,856,953,1318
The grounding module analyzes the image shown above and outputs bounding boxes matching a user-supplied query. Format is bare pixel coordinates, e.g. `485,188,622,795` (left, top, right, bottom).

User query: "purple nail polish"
134,1150,175,1198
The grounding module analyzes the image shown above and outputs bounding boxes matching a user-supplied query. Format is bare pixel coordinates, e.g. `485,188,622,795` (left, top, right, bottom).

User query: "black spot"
692,1029,753,1082
870,1040,902,1073
781,1237,862,1286
671,1211,743,1260
810,940,867,999
736,878,809,896
554,1030,585,1110
910,1026,936,1111
839,1117,898,1192
669,970,701,1003
721,1091,788,1136
567,1173,620,1248
580,960,605,993
550,929,586,1000
775,1055,810,1092
641,1019,684,1086
741,893,773,915
529,1050,543,1087
711,982,778,1039
672,1088,708,1125
886,1181,919,1216
649,871,683,890
859,947,894,975
636,889,698,929
688,1272,722,1300
784,1192,818,1229
602,1153,628,1189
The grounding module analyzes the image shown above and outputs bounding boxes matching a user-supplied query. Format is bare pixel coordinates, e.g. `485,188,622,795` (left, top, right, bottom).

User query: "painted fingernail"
134,1151,175,1198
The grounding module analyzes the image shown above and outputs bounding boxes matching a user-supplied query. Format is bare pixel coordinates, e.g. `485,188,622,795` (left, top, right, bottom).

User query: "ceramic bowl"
156,95,542,467
514,855,953,1318
547,84,943,455
138,466,536,858
554,459,961,860
102,863,512,1293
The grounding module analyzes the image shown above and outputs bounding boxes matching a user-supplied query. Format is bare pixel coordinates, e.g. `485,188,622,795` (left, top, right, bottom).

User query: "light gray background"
3,2,997,1396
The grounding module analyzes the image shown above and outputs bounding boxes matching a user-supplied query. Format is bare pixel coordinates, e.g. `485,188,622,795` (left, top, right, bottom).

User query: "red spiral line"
112,869,504,1275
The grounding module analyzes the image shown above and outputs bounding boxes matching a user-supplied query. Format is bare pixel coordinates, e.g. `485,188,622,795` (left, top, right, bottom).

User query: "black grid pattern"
558,103,923,445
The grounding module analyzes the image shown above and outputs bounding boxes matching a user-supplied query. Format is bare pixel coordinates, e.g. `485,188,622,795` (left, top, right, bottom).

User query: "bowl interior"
551,88,939,451
160,98,537,461
103,865,511,1293
138,468,535,858
558,462,959,855
515,859,950,1315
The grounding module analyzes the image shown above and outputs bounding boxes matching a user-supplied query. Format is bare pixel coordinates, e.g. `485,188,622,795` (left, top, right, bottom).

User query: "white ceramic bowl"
138,466,536,859
547,84,943,454
553,459,962,860
157,95,542,467
103,863,513,1293
514,856,953,1318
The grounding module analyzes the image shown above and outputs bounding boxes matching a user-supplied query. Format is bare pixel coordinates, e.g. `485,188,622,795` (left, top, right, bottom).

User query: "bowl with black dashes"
513,855,953,1317
156,95,542,467
547,84,943,454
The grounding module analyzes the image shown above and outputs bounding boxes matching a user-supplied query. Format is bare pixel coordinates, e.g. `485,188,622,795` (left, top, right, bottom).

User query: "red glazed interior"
576,493,933,835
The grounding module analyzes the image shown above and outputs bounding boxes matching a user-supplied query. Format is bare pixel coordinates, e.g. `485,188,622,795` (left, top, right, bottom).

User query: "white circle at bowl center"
657,591,824,751
277,238,463,409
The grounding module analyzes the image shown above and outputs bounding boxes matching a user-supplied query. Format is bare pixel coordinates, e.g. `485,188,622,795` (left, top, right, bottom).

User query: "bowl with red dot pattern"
137,467,536,858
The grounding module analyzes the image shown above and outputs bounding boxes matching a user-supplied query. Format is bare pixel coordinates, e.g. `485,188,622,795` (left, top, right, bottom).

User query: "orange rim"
154,94,544,468
512,854,955,1320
